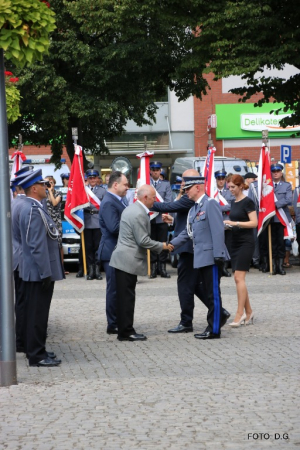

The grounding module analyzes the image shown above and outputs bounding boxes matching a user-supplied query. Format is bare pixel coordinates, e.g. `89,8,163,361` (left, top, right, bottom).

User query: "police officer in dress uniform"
97,171,129,335
151,169,231,333
11,166,34,352
18,169,64,367
215,169,234,277
170,176,229,340
150,161,173,278
260,163,292,275
81,169,106,280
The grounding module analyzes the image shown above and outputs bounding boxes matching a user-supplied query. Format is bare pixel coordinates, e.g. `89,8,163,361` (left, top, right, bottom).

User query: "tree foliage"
193,0,300,128
0,0,56,66
8,0,210,166
8,0,300,164
4,71,21,124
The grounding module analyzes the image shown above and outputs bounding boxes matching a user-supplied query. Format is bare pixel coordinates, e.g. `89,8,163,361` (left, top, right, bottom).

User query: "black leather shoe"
222,267,231,277
118,334,147,341
107,326,118,335
220,309,231,328
168,323,193,333
95,265,103,280
30,357,61,367
150,263,157,279
160,263,171,278
76,268,84,278
194,331,220,340
87,265,95,280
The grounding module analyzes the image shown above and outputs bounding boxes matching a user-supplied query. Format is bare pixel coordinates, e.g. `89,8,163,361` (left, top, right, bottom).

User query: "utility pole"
0,49,17,386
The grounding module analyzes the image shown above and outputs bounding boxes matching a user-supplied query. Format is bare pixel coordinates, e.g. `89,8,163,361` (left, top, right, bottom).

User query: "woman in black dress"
224,175,258,327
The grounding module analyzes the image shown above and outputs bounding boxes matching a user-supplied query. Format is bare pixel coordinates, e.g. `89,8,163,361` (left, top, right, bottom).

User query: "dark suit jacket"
152,195,195,254
98,191,126,262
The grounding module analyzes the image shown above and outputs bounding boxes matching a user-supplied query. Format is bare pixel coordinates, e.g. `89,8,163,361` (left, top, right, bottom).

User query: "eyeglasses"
216,176,226,180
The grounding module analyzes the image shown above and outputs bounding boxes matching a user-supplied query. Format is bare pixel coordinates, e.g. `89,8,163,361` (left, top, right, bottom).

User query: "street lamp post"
0,49,17,386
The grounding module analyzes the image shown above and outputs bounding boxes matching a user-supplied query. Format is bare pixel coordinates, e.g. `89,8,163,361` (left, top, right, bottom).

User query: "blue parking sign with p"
280,145,292,163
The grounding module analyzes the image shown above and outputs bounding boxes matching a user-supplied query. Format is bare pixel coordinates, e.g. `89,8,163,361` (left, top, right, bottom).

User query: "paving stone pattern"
1,264,299,449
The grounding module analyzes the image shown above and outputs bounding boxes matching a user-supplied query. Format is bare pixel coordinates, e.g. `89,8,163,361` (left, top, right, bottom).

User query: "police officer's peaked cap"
14,165,34,176
160,169,166,178
60,172,70,179
182,176,205,190
13,170,34,186
86,169,99,177
214,169,227,178
150,161,162,169
244,172,258,179
18,169,48,189
176,175,183,183
271,163,284,172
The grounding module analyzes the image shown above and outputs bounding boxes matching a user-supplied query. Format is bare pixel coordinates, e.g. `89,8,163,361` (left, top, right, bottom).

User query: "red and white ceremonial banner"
204,146,216,198
134,151,162,219
85,186,100,210
64,145,90,233
275,201,294,239
10,150,26,181
257,145,276,236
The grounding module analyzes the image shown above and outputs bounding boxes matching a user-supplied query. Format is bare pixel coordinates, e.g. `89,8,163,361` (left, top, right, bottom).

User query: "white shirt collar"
137,200,150,214
196,194,206,204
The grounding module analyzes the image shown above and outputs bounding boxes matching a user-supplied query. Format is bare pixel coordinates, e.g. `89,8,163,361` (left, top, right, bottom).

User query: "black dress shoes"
107,326,118,335
194,331,220,340
30,357,61,367
118,333,147,341
168,323,193,333
220,309,231,328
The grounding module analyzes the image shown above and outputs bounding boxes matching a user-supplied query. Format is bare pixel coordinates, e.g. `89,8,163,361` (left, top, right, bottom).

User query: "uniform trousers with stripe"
197,264,222,335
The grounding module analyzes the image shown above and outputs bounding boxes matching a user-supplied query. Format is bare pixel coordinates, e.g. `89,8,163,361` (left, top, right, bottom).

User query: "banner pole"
81,232,87,278
268,224,273,274
147,249,151,278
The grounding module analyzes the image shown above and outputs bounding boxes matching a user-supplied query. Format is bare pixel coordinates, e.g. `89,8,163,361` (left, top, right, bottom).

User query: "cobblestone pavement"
1,262,300,449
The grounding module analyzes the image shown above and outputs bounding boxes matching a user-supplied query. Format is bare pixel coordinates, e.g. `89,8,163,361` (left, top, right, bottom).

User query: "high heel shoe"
228,313,246,328
245,312,254,325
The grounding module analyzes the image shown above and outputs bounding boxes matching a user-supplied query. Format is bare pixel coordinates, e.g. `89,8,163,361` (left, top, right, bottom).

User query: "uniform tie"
275,183,278,189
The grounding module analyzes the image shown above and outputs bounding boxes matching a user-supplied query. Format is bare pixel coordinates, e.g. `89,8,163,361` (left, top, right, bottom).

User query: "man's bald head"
137,184,157,209
182,169,200,177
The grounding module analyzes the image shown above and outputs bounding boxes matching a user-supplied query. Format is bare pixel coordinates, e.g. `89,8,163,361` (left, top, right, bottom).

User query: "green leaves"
0,0,56,66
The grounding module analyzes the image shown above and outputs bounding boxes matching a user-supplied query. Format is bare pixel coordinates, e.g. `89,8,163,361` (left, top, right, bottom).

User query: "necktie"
219,190,222,195
154,181,157,189
275,183,277,189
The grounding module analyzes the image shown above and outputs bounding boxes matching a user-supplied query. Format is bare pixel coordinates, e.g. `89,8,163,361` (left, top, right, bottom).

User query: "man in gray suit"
18,169,64,367
170,176,229,340
110,185,172,341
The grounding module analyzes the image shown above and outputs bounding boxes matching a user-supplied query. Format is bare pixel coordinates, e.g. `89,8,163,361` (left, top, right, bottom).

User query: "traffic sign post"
280,145,292,164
